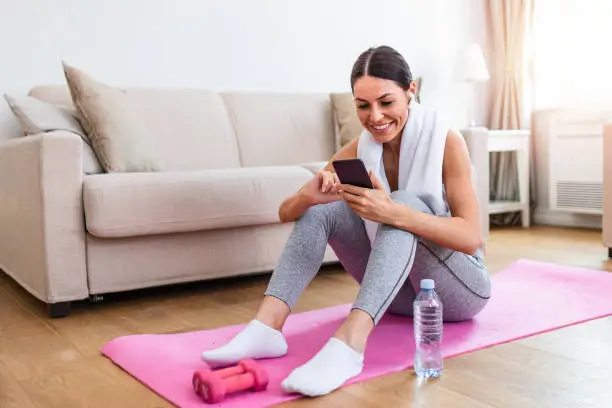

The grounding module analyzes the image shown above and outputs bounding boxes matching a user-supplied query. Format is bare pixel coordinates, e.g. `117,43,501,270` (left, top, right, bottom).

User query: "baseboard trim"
533,208,602,229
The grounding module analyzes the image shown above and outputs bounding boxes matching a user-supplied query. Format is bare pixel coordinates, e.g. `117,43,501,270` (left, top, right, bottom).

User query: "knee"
390,191,433,214
298,201,346,226
443,296,489,322
298,203,328,225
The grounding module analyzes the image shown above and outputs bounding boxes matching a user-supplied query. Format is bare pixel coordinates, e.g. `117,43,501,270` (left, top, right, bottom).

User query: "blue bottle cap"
420,279,435,290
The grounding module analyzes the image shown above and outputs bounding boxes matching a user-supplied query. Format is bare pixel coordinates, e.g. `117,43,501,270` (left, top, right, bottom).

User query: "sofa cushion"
28,85,75,107
299,161,327,175
220,92,336,167
330,93,364,149
50,63,242,173
82,166,313,238
4,94,103,174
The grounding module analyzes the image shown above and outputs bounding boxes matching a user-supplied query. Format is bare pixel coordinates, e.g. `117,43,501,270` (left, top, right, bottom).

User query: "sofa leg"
609,248,612,259
47,301,71,318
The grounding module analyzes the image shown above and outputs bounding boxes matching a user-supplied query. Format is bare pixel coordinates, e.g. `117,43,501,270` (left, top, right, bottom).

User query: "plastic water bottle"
413,278,443,378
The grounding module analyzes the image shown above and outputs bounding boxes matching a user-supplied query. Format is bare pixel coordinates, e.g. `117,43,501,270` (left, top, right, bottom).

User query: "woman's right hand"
300,170,342,205
280,170,342,222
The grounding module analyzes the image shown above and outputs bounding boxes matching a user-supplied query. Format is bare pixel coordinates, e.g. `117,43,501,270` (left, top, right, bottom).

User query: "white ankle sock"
281,337,364,397
201,319,288,368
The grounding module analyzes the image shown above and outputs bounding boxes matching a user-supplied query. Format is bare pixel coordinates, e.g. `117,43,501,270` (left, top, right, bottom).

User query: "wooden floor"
2,226,612,407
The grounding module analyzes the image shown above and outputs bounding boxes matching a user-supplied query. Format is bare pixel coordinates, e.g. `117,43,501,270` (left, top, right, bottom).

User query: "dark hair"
350,45,413,92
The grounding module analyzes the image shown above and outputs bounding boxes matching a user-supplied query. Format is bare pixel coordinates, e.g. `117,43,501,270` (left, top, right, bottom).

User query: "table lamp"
455,42,490,127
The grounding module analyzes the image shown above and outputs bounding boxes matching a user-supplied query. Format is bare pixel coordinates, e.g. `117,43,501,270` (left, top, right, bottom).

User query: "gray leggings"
265,190,492,325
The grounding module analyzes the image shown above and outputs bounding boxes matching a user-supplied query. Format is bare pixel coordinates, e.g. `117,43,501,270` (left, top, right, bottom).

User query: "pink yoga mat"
101,259,612,407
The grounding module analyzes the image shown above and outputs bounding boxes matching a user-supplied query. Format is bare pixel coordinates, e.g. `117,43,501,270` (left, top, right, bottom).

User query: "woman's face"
353,75,414,144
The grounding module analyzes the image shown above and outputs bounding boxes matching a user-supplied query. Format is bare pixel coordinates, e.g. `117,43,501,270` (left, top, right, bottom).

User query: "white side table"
488,129,530,227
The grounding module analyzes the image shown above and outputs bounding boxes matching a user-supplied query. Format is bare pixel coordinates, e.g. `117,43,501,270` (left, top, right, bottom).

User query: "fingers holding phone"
299,170,342,205
332,159,393,223
320,170,341,193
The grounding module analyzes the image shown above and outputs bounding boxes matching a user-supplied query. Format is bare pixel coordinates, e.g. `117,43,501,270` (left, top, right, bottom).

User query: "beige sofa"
0,64,490,317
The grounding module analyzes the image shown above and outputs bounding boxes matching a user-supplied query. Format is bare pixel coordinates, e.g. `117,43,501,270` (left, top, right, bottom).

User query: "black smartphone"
332,158,374,189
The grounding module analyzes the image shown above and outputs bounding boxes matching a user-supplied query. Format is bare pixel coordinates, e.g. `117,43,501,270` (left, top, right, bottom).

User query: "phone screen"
332,158,374,189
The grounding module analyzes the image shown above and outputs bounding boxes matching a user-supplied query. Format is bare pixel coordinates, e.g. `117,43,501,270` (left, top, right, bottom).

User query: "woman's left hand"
339,171,394,224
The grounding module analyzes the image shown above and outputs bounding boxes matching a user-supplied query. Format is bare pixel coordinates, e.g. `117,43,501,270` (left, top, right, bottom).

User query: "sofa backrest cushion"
220,92,336,167
28,85,75,107
5,93,103,174
31,64,242,173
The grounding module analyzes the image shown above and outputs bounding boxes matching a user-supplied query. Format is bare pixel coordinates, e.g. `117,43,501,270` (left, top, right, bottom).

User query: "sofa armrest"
603,121,612,251
0,131,88,308
460,127,490,242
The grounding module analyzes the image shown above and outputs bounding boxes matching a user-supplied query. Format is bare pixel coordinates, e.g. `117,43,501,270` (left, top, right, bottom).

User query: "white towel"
356,101,451,245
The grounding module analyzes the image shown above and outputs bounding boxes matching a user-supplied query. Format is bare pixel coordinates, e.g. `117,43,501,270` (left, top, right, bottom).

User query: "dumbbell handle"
213,365,245,379
223,372,255,393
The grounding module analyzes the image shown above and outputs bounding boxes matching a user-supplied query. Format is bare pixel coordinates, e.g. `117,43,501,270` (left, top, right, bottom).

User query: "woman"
201,45,491,397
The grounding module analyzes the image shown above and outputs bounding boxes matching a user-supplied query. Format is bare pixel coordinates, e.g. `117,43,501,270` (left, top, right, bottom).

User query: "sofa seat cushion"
83,167,313,238
299,161,327,175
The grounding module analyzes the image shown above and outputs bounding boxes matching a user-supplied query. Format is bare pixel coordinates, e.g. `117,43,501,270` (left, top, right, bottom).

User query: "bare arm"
278,138,359,223
386,129,482,254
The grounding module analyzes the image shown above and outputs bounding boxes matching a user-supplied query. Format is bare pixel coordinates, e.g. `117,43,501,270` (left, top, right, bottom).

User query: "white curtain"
486,0,534,227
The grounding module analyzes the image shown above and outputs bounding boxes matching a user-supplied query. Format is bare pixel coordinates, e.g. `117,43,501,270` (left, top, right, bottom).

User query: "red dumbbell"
192,359,269,403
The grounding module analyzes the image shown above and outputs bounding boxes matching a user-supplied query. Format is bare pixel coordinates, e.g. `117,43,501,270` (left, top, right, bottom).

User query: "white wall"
0,0,490,139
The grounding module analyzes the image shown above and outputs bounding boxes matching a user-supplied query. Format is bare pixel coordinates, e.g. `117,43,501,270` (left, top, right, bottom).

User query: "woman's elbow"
463,231,482,255
278,207,291,223
452,224,482,254
278,203,298,223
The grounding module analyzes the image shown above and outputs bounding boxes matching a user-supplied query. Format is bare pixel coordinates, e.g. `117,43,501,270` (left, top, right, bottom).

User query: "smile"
372,122,392,130
370,121,395,134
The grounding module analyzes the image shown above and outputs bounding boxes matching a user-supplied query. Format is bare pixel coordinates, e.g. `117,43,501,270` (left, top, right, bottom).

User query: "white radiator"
548,109,612,214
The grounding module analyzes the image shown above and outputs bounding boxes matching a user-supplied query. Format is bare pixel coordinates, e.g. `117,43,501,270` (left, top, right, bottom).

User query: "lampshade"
455,43,490,82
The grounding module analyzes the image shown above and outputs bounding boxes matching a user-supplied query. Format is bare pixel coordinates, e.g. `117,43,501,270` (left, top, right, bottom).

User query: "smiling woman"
351,46,415,144
200,45,492,398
